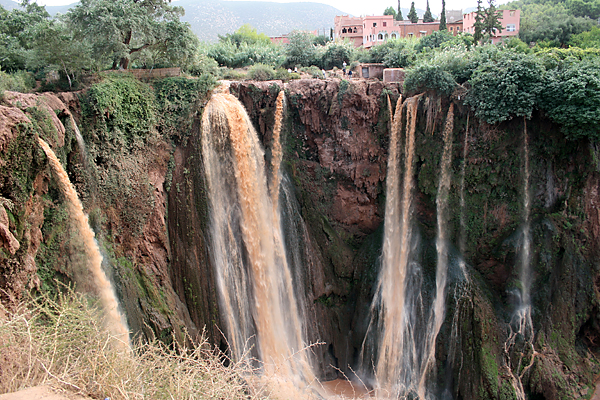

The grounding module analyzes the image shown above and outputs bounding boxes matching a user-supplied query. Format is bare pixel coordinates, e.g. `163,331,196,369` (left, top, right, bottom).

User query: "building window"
509,10,515,16
391,32,397,39
354,27,357,33
506,24,516,32
450,27,453,31
342,28,347,33
373,22,377,27
383,21,387,27
457,26,460,31
378,33,383,40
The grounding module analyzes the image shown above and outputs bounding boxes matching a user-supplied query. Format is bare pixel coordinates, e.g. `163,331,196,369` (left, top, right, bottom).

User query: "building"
462,9,520,43
335,13,463,48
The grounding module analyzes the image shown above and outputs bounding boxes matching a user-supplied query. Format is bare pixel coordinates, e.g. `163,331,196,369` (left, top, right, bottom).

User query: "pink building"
462,9,520,43
335,14,463,48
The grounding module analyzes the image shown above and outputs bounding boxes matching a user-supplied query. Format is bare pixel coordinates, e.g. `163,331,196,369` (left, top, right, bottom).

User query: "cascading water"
37,137,129,348
361,95,427,398
418,103,455,398
458,115,470,279
504,118,535,400
201,91,313,381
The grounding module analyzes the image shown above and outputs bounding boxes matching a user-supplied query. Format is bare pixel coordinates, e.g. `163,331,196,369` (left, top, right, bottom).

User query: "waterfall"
418,103,455,398
504,118,535,400
37,138,130,348
70,115,88,167
360,95,426,397
201,92,312,381
458,115,470,280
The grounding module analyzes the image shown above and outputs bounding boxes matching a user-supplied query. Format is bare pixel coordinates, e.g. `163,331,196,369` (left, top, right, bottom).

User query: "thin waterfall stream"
38,137,130,348
418,103,455,398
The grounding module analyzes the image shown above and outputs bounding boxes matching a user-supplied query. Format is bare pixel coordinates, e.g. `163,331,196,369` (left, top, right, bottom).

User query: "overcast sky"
34,0,481,19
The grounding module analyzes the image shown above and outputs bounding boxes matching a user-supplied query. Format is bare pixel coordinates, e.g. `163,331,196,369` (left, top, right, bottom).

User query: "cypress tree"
473,0,484,43
439,0,447,30
423,0,434,22
397,0,404,20
408,1,418,23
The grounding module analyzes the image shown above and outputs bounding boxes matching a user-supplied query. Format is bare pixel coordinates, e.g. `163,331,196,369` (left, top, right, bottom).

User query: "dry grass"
0,289,269,400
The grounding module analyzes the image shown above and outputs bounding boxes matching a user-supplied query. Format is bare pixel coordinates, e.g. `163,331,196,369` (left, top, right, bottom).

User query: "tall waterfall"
361,95,423,397
201,91,312,381
504,119,535,400
38,138,129,348
418,103,455,398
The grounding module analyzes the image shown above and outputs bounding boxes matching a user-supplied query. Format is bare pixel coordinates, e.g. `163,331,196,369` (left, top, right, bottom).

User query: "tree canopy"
384,6,397,17
408,2,419,23
423,0,435,22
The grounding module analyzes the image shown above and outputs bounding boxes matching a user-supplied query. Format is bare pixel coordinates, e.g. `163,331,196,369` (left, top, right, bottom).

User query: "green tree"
397,0,404,20
423,0,434,22
0,0,50,71
67,0,197,70
473,0,485,43
218,23,271,47
483,0,503,37
569,25,600,48
408,2,419,23
384,6,397,18
440,0,447,30
285,30,316,67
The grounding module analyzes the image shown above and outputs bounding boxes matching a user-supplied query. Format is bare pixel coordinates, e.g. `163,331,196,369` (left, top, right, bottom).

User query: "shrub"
285,31,317,67
301,65,323,79
403,63,457,95
187,54,220,78
316,40,356,70
247,63,276,80
539,58,600,141
465,49,545,124
0,70,36,93
415,30,455,53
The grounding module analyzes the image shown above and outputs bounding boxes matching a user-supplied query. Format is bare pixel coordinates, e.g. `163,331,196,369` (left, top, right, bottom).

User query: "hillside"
0,0,344,42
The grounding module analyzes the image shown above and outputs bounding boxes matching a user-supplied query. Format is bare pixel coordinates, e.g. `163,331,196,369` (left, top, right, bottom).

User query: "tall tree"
423,0,434,22
439,0,447,30
408,2,419,23
483,0,503,37
397,0,404,20
473,0,485,43
67,0,197,70
384,6,397,18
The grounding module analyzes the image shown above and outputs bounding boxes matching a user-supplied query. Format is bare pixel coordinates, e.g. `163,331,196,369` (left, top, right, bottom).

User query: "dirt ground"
0,386,90,400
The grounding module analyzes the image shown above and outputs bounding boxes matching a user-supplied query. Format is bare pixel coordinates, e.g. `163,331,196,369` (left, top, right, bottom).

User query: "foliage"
483,0,504,36
397,0,404,20
153,76,217,139
466,48,544,124
423,0,435,22
301,65,323,78
474,0,485,43
408,2,419,23
569,25,600,48
440,0,447,29
208,40,285,68
218,23,271,47
403,62,457,95
315,40,356,69
186,54,220,78
67,0,197,70
247,63,292,81
86,74,156,142
0,69,35,92
285,31,317,67
0,1,51,71
313,35,330,46
384,6,397,18
539,57,600,140
416,30,455,52
426,45,473,83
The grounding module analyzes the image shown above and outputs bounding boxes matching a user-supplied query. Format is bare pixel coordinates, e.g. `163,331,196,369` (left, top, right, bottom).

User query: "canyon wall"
0,76,598,399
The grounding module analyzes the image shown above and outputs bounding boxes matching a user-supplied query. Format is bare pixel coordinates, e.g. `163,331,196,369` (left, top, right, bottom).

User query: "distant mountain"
176,0,343,42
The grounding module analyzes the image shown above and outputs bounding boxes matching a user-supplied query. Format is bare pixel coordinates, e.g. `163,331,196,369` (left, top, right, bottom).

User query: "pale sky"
33,0,481,19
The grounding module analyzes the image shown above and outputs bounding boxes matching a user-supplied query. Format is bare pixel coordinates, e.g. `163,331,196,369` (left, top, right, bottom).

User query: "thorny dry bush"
0,289,270,400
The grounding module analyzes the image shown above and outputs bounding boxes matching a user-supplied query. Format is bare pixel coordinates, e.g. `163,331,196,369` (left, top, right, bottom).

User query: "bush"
285,31,317,67
0,290,261,399
465,49,545,124
0,70,36,93
315,40,356,70
187,55,220,78
415,30,455,53
247,63,276,80
301,65,323,79
539,58,600,141
403,63,457,95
